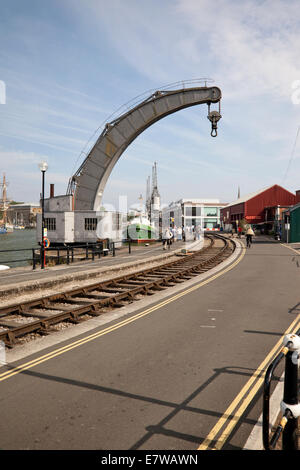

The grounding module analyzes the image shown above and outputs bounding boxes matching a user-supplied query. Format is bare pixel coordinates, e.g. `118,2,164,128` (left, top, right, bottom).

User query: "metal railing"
0,239,141,270
263,330,300,450
111,238,159,256
0,240,112,270
0,247,39,269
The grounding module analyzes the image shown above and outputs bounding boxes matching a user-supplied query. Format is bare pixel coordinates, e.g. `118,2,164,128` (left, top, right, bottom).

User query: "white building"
36,194,126,246
7,202,41,228
162,199,227,235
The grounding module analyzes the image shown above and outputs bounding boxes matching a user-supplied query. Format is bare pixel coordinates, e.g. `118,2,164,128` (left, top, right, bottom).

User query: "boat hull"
124,223,157,241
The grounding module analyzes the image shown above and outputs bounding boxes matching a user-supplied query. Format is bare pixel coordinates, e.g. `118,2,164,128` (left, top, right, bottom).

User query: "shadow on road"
0,361,267,450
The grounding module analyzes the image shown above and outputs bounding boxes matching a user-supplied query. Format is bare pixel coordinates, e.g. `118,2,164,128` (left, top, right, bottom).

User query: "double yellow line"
1,240,295,450
198,304,300,450
0,245,246,383
197,240,300,450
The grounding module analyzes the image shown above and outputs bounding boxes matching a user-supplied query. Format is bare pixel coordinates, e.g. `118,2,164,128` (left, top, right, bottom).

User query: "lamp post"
38,161,48,269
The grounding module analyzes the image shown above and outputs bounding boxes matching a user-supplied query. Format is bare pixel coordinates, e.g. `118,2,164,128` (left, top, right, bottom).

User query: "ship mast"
146,175,151,217
0,173,8,224
138,193,143,221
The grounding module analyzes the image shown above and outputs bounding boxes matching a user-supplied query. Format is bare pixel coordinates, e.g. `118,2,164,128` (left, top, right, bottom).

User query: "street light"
38,161,48,269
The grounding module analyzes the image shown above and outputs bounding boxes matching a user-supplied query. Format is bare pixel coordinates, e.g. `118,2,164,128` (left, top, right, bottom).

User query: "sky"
1,0,300,212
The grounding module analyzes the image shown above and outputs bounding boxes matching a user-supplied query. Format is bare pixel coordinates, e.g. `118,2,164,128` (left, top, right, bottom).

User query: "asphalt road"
1,236,300,451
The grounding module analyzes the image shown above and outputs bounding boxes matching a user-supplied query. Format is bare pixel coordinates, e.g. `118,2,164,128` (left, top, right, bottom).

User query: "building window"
185,206,192,217
112,213,122,230
45,218,56,231
185,206,201,217
204,207,218,217
85,218,98,231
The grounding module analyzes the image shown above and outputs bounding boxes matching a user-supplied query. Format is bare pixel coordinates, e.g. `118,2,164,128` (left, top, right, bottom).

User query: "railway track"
0,233,235,348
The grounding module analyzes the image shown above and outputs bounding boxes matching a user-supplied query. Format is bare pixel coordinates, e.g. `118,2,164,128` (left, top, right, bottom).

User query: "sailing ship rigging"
0,173,13,234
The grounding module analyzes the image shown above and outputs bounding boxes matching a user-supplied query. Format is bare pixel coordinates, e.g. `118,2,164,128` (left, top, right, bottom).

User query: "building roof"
179,198,220,204
289,201,300,212
171,198,227,206
224,185,287,208
8,202,40,208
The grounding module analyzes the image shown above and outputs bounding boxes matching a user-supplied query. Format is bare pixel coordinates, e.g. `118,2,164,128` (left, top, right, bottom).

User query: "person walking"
173,226,177,242
177,226,182,241
246,226,254,248
162,228,172,250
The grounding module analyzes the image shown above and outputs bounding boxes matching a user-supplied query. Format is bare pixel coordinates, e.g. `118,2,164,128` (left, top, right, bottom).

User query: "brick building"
220,185,297,233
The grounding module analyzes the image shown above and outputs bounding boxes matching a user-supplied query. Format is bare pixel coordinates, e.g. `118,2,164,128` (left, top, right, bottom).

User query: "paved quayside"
0,235,299,450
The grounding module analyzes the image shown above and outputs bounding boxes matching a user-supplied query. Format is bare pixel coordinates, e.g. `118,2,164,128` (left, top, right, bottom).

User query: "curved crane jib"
72,85,222,211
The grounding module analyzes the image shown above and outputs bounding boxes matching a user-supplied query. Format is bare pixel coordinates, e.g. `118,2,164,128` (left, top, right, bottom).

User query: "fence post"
128,240,131,254
32,249,36,270
67,246,70,265
86,243,89,259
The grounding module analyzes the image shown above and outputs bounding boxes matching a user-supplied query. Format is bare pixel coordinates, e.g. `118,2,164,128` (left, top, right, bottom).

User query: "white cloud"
2,0,300,206
0,149,47,165
0,149,68,201
176,0,300,100
74,0,300,103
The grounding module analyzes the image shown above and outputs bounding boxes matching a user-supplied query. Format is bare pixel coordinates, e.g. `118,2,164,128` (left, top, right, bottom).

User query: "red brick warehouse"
221,184,297,230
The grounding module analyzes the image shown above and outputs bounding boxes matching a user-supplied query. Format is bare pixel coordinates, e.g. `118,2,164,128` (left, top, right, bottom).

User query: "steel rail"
0,234,235,347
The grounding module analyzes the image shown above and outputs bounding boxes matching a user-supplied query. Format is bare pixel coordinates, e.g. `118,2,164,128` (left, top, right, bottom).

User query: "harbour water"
0,229,38,268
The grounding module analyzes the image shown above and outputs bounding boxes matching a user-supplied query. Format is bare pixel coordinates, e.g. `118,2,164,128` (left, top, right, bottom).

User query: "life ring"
44,238,50,248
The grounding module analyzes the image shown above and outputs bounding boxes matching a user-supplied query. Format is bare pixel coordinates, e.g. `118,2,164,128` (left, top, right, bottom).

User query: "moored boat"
124,215,156,242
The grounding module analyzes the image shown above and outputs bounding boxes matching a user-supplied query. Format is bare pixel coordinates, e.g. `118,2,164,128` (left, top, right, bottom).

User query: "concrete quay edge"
0,240,204,301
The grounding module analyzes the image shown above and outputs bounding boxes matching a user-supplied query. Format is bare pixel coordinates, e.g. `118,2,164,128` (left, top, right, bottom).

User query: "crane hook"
207,108,222,138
